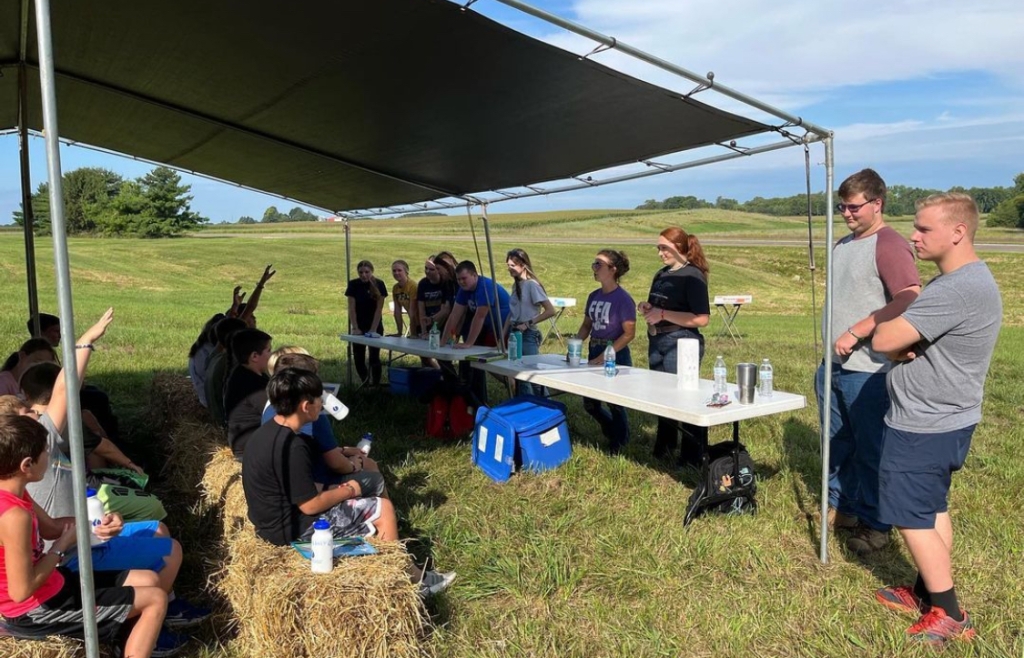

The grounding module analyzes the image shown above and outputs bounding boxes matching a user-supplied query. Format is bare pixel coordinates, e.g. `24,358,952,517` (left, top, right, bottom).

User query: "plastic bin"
389,366,442,397
472,396,571,483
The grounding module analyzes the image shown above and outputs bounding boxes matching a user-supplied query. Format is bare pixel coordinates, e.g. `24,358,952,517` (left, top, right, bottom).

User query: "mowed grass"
0,210,1022,658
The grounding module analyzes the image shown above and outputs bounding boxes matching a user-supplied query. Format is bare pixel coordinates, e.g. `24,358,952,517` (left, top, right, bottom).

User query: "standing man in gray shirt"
873,193,1002,647
817,169,921,555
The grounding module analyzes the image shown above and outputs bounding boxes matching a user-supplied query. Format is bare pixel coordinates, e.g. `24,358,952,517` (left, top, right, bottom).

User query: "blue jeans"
815,362,891,531
649,328,706,463
582,343,631,452
515,328,547,398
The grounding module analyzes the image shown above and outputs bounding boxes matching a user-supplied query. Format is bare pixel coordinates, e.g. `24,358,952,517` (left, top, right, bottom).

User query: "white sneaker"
418,569,456,598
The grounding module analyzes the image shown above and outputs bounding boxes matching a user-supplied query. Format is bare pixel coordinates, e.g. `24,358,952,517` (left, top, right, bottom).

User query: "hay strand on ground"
0,636,84,658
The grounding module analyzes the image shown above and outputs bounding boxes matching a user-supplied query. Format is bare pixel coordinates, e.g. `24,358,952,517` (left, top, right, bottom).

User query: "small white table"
543,297,577,346
713,295,752,344
338,334,500,388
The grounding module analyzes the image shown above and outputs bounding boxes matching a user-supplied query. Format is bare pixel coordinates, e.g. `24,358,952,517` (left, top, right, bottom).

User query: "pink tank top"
0,489,64,618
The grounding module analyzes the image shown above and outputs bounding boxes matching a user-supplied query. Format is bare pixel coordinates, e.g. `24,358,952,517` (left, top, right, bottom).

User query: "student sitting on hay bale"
242,367,454,597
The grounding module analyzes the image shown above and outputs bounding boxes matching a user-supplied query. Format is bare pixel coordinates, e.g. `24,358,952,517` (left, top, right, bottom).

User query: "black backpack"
684,441,757,525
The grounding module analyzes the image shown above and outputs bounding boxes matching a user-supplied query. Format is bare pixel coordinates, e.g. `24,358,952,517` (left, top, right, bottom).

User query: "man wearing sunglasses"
817,168,921,557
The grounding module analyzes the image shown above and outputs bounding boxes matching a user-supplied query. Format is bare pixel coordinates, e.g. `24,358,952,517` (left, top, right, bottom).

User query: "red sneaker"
906,607,976,646
875,585,926,616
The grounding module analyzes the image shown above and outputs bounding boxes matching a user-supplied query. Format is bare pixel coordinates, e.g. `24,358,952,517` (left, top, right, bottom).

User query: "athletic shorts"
1,568,133,641
300,496,382,541
878,424,975,530
64,520,171,573
96,483,167,522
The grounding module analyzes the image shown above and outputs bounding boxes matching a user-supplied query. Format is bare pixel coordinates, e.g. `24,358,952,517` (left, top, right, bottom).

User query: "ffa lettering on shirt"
588,299,614,332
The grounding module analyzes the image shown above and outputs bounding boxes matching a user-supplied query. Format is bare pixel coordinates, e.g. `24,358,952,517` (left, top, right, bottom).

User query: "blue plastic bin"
389,366,442,397
472,396,571,483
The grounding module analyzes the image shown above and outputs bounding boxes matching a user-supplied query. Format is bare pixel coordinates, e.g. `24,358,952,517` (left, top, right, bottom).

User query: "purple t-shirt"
585,286,636,341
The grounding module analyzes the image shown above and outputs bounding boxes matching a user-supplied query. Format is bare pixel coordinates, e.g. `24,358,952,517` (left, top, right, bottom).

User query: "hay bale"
200,448,248,540
215,531,427,658
161,419,226,500
0,636,84,658
148,373,208,434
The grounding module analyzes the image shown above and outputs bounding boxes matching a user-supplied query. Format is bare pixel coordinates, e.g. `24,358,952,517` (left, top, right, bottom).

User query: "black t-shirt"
345,278,388,332
224,366,269,458
416,277,453,320
241,421,320,546
647,265,711,332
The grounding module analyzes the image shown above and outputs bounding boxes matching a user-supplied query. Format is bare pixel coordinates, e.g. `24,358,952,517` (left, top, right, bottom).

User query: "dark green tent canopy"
0,0,771,212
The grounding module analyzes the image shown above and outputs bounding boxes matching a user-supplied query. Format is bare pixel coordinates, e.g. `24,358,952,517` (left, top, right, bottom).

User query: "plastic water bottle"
603,344,618,378
86,487,106,546
356,432,373,455
759,358,774,398
713,355,727,395
310,518,334,574
428,322,440,350
507,332,518,363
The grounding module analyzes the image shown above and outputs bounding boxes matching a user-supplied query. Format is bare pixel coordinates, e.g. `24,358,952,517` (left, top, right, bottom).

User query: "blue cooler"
472,396,571,483
389,366,442,397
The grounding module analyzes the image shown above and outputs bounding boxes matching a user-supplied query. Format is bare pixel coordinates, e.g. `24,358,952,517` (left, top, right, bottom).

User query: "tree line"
13,166,206,238
236,205,321,224
636,173,1024,228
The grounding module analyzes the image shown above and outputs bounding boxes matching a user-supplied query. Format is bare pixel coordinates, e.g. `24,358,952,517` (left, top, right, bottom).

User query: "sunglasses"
836,199,876,213
591,261,610,270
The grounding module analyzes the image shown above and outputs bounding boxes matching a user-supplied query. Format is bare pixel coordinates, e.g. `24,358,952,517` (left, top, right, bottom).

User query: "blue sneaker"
163,597,211,629
114,629,188,658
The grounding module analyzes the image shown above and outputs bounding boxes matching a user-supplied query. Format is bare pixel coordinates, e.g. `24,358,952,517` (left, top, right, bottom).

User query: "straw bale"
0,636,84,658
148,372,208,434
200,447,249,540
215,530,428,658
161,419,226,500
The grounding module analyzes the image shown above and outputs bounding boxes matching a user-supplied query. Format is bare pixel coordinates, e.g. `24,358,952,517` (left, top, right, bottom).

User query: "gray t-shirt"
824,226,920,373
885,261,1002,432
26,413,76,520
508,279,548,324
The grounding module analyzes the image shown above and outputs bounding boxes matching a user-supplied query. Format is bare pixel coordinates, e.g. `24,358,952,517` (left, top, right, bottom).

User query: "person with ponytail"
503,249,556,396
345,260,389,386
637,227,711,465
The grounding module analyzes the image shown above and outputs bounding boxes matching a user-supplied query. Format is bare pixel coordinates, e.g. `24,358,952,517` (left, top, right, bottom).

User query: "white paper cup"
567,338,583,366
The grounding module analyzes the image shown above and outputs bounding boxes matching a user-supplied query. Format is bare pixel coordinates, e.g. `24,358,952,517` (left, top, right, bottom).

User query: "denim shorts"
877,424,975,529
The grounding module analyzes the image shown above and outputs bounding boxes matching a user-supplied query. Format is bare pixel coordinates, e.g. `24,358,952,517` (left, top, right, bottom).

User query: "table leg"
542,307,568,345
714,304,743,343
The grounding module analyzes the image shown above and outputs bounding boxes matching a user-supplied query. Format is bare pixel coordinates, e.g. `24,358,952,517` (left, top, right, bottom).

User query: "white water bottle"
507,333,518,363
759,358,774,398
86,488,106,546
310,518,334,574
428,322,440,350
356,432,373,455
603,344,617,378
713,355,727,394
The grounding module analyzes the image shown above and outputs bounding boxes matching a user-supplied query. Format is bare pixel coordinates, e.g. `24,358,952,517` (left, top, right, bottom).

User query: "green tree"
12,168,123,234
261,206,284,223
987,195,1024,229
134,167,206,237
238,215,256,224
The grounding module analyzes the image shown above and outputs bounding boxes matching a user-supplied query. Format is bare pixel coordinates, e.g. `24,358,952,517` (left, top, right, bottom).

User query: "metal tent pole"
18,62,41,335
819,135,835,564
479,204,504,355
33,0,101,655
344,218,353,387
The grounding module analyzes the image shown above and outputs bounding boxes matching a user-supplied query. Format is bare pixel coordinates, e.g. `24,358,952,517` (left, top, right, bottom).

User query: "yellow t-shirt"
392,279,418,314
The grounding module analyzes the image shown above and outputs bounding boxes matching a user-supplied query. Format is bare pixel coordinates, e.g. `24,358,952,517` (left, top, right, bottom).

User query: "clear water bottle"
356,432,373,455
310,518,334,574
507,332,518,362
428,322,440,350
86,487,106,546
759,358,774,398
713,355,727,394
603,344,618,378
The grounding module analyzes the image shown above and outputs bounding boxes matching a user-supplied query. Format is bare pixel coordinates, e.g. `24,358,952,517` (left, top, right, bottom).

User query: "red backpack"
426,393,475,439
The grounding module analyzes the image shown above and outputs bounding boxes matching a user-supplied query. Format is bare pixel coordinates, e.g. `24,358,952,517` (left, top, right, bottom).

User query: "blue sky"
2,0,1022,224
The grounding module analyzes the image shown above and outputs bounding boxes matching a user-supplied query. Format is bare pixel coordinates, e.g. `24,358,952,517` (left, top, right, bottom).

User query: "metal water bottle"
310,518,334,574
603,344,617,378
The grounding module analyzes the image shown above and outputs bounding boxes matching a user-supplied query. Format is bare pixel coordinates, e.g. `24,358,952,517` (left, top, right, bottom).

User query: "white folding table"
542,297,577,346
713,294,752,343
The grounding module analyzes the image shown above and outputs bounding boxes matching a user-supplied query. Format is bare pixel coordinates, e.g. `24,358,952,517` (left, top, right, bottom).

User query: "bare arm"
239,265,275,325
49,308,114,435
442,303,466,343
0,507,74,603
872,316,923,360
836,286,921,357
296,480,363,516
460,306,492,347
347,297,359,334
575,317,593,341
393,297,405,336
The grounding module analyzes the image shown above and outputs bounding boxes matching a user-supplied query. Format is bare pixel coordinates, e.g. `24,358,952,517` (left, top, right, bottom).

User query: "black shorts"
2,568,134,641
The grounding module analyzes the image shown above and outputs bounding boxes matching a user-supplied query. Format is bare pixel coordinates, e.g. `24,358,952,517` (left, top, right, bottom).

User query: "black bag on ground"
683,440,757,525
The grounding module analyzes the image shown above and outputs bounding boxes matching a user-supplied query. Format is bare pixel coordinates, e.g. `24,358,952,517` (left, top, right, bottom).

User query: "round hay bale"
0,636,84,658
215,531,428,658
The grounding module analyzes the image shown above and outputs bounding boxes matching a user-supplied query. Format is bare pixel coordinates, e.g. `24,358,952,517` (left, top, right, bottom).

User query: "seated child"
187,313,224,407
204,317,246,427
224,328,272,458
0,414,188,657
242,368,454,596
261,348,386,497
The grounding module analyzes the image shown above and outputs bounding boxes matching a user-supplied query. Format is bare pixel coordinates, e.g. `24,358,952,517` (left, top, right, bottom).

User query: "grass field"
1,209,1022,658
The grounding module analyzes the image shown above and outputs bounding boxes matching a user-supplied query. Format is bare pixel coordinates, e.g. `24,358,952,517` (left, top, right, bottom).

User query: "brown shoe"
827,508,860,530
846,525,890,555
